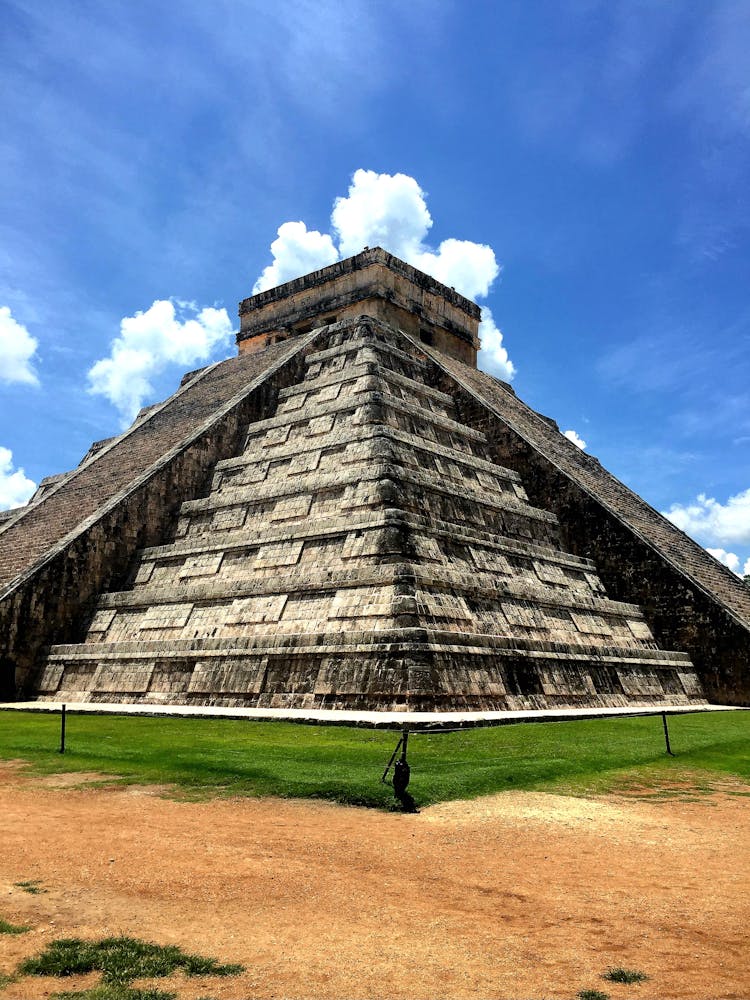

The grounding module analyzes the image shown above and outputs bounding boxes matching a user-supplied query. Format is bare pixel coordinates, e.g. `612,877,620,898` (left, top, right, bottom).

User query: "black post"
381,736,403,784
661,711,675,756
59,703,66,754
391,727,414,810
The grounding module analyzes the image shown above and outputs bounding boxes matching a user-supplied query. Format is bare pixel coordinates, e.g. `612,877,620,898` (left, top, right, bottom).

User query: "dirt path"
0,764,748,999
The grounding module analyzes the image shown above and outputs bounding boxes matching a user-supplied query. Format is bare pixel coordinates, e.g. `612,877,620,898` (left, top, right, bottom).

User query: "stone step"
39,628,701,711
276,370,457,420
45,627,694,662
80,571,642,641
138,509,598,576
214,433,527,504
213,439,524,503
304,335,428,370
215,424,524,485
170,512,579,576
279,359,454,408
240,389,487,448
87,564,652,625
178,463,559,529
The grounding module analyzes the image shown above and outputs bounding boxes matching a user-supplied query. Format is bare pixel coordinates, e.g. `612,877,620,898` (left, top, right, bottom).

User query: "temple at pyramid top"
237,247,481,366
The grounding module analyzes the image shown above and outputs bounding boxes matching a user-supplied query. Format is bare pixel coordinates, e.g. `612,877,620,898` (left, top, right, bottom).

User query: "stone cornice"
239,246,481,319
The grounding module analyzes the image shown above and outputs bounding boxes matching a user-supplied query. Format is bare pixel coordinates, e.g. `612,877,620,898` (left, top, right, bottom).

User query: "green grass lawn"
0,709,748,808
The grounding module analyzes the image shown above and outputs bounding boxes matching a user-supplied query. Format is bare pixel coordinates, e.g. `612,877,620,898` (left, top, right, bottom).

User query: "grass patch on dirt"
0,709,748,808
604,966,649,984
53,987,176,1000
14,878,46,895
0,917,28,934
19,936,243,992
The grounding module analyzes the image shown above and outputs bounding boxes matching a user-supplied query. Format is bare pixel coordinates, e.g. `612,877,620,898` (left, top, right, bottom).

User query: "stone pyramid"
1,249,748,709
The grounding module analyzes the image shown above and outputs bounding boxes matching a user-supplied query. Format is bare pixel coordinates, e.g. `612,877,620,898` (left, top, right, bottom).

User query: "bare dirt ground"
0,763,748,1000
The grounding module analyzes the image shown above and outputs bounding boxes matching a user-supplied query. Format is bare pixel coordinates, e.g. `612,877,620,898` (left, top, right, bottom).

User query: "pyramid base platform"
33,629,705,712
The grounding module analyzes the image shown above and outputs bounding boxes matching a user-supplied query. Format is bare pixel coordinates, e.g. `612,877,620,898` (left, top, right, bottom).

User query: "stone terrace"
424,342,750,704
36,318,702,711
1,248,746,709
0,336,315,590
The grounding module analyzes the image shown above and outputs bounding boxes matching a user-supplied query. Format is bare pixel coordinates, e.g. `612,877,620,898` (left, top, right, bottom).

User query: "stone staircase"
36,317,704,710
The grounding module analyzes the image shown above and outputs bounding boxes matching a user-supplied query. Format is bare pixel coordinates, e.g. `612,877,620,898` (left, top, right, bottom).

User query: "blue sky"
1,0,749,575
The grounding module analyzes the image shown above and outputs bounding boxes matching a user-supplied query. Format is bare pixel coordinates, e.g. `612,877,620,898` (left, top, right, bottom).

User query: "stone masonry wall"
38,318,702,710
237,249,480,366
0,335,320,698
428,351,750,706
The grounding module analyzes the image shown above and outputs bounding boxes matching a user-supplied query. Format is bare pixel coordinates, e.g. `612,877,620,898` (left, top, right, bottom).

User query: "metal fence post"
661,711,675,756
59,703,66,754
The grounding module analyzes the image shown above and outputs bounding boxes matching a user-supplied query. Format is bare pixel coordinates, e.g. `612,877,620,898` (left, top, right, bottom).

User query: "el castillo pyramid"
1,248,748,710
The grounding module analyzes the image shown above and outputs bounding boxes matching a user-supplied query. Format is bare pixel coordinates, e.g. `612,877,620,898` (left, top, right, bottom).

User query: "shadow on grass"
1,710,748,810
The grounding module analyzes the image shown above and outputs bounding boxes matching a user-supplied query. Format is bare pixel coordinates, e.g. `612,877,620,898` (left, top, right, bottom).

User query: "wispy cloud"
1,1,448,360
596,326,718,395
500,1,682,165
670,2,750,137
489,0,750,295
596,303,750,449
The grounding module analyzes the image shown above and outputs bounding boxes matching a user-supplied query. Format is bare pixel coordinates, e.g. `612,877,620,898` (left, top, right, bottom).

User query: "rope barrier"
377,706,709,797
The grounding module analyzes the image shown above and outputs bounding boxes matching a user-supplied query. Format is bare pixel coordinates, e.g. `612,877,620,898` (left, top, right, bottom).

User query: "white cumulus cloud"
478,308,516,380
253,222,339,294
563,429,587,449
706,548,741,573
0,306,39,386
332,169,432,260
88,299,233,423
663,488,750,546
413,238,499,301
0,446,36,510
253,169,515,380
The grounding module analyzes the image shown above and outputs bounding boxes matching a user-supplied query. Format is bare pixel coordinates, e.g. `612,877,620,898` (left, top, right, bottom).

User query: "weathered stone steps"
39,630,699,709
79,564,660,653
90,568,645,619
279,359,454,409
304,335,427,371
240,388,487,450
215,438,527,503
43,631,692,668
215,424,524,485
435,347,750,627
180,463,555,527
210,437,531,515
28,314,708,710
137,511,599,577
